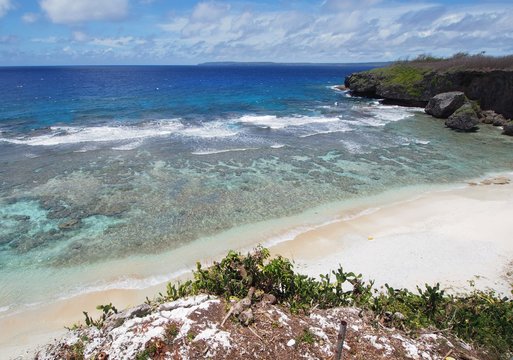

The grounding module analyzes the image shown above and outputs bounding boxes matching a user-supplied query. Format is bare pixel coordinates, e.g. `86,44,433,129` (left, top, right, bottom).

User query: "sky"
0,0,512,65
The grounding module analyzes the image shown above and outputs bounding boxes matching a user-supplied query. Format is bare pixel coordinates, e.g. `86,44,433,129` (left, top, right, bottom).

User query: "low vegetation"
83,247,512,358
369,64,429,97
395,52,513,71
152,247,513,358
82,303,118,329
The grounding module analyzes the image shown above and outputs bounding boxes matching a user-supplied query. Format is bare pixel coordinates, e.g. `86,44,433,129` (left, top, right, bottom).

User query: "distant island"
198,61,391,67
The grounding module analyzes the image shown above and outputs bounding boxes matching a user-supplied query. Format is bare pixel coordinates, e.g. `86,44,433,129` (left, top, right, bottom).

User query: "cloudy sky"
0,0,512,65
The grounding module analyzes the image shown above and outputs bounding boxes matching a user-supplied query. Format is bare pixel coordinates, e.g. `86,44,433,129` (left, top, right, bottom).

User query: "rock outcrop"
345,66,513,119
35,295,493,360
504,123,513,136
425,91,466,118
480,110,509,126
445,103,480,131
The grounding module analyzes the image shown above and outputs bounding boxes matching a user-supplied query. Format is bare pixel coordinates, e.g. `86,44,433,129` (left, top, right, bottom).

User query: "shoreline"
2,173,513,358
271,176,513,294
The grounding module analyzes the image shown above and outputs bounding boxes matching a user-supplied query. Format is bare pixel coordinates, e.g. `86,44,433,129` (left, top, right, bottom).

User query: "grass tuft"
155,246,513,358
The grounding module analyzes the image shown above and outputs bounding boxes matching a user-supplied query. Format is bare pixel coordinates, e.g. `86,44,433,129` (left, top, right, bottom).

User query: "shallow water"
0,65,512,314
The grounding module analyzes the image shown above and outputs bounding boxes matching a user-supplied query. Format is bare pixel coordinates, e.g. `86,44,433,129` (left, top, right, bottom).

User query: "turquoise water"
0,65,512,313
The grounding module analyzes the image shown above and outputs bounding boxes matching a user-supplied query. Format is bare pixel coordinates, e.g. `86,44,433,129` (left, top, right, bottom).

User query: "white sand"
271,177,513,295
2,176,513,358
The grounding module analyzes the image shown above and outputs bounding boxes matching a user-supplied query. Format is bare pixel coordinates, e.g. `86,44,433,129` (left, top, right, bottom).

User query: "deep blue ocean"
0,65,512,314
0,65,374,132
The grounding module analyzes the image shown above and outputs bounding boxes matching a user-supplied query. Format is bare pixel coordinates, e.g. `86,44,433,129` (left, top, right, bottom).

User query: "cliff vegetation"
345,53,513,120
37,247,513,359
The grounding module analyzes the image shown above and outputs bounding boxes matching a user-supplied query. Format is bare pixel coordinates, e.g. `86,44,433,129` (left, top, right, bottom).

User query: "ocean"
0,65,512,316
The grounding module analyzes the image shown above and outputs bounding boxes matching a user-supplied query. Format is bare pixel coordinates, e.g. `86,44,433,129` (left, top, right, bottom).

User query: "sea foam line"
58,268,191,302
0,121,184,146
238,114,341,129
191,147,259,155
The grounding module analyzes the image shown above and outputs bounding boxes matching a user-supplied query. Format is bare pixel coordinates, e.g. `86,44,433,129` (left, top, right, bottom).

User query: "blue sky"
0,0,512,65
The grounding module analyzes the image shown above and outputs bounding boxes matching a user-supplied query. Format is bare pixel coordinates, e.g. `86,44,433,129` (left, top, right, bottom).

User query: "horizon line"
0,61,391,68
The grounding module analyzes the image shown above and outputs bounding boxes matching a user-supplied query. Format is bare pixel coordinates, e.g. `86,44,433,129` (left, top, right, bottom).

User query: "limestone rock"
445,103,479,131
344,72,380,96
480,110,508,126
238,308,254,326
503,123,513,136
393,312,406,321
491,176,510,185
260,293,277,305
58,218,81,230
103,303,152,331
425,92,466,118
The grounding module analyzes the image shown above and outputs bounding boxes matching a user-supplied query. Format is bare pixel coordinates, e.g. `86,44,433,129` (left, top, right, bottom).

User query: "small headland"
36,248,512,359
344,53,513,134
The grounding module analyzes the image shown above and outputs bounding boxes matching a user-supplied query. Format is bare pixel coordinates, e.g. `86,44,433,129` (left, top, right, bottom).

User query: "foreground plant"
88,247,512,358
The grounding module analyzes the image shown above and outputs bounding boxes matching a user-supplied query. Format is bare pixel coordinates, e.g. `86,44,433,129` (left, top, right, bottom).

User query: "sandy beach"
2,175,513,359
272,175,513,294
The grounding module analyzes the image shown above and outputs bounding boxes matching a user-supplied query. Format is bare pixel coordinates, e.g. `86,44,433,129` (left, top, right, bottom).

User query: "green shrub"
89,247,512,358
82,303,118,329
296,328,316,345
370,65,429,97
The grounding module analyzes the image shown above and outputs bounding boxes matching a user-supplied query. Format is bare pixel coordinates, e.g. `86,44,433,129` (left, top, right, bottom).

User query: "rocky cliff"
345,65,513,119
36,295,492,360
33,248,513,359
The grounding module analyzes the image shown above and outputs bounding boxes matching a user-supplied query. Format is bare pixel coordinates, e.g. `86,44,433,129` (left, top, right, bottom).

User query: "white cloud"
154,1,513,62
9,0,513,64
191,2,230,21
31,36,59,43
40,0,129,24
0,35,16,44
90,36,146,47
0,0,12,18
22,13,40,23
72,31,88,42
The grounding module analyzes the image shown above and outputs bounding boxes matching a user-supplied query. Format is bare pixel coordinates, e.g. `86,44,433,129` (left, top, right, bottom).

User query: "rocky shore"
344,56,513,134
35,295,490,360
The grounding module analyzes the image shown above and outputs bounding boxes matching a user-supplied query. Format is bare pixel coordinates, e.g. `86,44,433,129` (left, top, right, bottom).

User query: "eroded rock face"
425,92,466,118
480,110,509,126
343,72,380,96
345,68,513,119
35,295,493,360
503,123,513,136
445,103,479,131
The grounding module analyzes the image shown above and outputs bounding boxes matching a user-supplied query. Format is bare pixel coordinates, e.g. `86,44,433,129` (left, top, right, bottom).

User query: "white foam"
179,121,239,138
270,144,285,149
74,144,99,153
191,148,258,155
238,115,340,130
0,110,393,149
340,140,368,154
24,153,39,158
1,120,184,146
300,129,350,138
112,140,144,151
0,119,241,147
0,306,10,314
59,268,191,301
263,218,340,248
328,85,346,92
350,103,420,127
415,139,430,145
